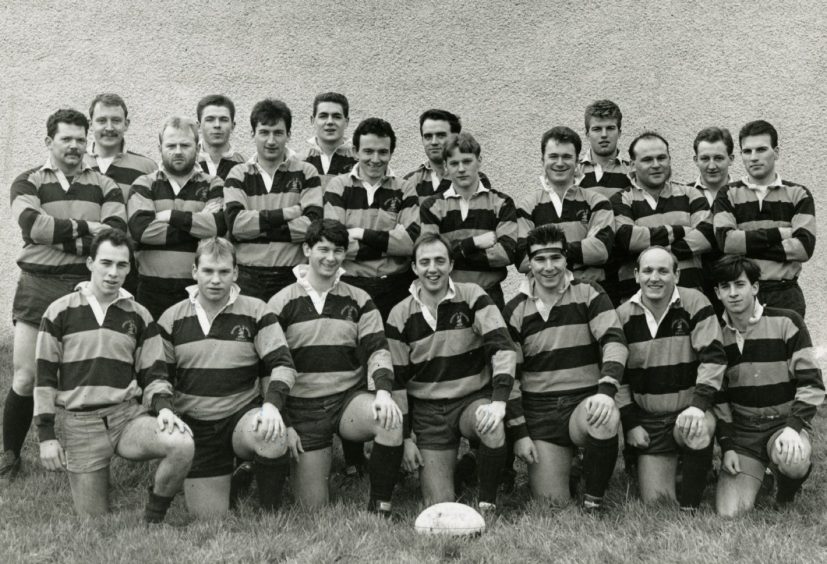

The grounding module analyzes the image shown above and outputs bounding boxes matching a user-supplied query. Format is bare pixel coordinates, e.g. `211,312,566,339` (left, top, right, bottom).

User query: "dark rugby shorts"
182,400,262,478
523,387,595,447
410,388,491,450
12,271,88,326
286,386,366,452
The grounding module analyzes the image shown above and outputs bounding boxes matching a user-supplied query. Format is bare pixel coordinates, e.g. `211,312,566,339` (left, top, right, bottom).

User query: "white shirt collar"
518,271,573,321
186,284,240,335
540,176,577,216
722,300,764,353
630,286,681,339
292,264,346,314
42,158,92,191
77,281,133,326
198,146,236,176
408,278,457,331
160,166,200,196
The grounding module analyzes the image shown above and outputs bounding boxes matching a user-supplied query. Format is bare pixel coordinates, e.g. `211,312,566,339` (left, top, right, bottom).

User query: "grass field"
1,338,826,564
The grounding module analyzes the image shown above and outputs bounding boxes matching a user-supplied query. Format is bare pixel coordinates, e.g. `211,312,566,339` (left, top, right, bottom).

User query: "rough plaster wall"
1,1,825,345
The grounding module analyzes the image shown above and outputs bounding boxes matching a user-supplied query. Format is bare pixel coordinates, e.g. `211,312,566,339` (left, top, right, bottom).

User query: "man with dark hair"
224,98,322,302
158,237,295,516
196,94,244,180
713,120,815,318
611,131,714,303
35,229,193,521
420,132,518,310
267,219,405,516
711,255,823,516
516,126,614,284
3,109,127,482
128,116,226,320
323,117,419,321
505,224,627,512
297,92,357,188
579,100,631,200
616,246,727,511
403,109,492,203
388,232,518,516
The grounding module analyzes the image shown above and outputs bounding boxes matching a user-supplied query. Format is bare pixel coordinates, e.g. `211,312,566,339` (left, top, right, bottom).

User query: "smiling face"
421,119,454,165
715,271,758,317
632,137,671,190
586,117,620,158
635,247,678,305
313,101,348,146
160,126,198,175
528,243,568,293
87,241,130,300
694,140,733,188
542,140,578,187
304,236,346,281
356,133,392,183
413,240,453,296
193,252,237,306
199,105,234,150
741,133,778,183
445,148,481,191
46,122,88,172
91,103,129,153
254,119,290,165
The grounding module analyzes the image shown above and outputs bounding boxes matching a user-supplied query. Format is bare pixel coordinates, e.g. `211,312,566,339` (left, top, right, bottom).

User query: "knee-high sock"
776,464,812,504
368,442,403,503
477,444,507,504
342,439,365,471
144,490,175,523
3,390,33,456
583,434,619,499
254,454,290,511
678,441,713,509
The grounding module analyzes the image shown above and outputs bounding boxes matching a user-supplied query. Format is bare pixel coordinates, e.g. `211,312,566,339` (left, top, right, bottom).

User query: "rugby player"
267,219,404,515
616,246,727,511
34,229,193,521
197,94,244,180
158,238,294,516
297,92,357,188
505,224,627,511
578,99,632,200
387,232,518,514
712,256,823,516
419,132,518,310
128,116,226,320
3,109,126,482
713,120,815,318
224,98,322,301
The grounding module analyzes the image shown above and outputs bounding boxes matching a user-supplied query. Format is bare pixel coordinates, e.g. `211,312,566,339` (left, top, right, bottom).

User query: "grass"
1,336,826,563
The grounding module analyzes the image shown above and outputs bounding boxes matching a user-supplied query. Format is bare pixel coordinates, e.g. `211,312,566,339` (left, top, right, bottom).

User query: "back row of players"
4,94,821,523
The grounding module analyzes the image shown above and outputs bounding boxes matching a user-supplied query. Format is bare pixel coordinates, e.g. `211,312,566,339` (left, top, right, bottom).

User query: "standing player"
713,120,815,318
711,256,823,516
3,109,126,481
402,109,491,203
224,98,322,301
128,116,226,320
420,132,518,310
197,94,245,180
158,238,295,516
505,225,626,511
612,132,714,303
297,92,357,188
516,126,614,282
388,233,518,514
268,220,405,515
324,117,419,320
34,229,193,521
616,247,727,511
578,100,631,200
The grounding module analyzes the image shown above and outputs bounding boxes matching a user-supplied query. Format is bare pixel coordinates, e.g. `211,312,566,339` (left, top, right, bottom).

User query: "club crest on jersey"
576,208,591,225
340,304,359,322
231,324,252,341
671,317,690,336
287,177,302,193
449,311,470,329
121,319,137,337
384,196,402,213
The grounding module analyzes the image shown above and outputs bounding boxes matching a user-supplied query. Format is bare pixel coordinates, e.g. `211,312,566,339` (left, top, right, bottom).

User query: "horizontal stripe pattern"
198,151,245,181
577,154,632,200
224,159,322,267
402,165,492,204
297,143,357,188
86,151,157,203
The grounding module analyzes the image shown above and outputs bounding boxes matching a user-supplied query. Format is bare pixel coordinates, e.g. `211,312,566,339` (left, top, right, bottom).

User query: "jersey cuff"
372,369,394,393
150,394,174,415
36,415,57,442
264,381,289,412
786,415,806,433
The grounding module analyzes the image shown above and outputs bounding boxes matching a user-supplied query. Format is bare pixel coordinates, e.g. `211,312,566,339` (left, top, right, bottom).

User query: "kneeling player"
158,238,295,516
268,220,404,515
616,247,727,511
504,225,627,511
387,233,518,514
712,256,824,516
34,229,194,522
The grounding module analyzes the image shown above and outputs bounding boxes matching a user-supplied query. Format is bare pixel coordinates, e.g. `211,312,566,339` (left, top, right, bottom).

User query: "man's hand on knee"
40,439,66,471
676,406,706,441
475,401,505,435
585,393,617,427
775,427,805,466
252,403,286,442
157,408,191,436
372,390,402,431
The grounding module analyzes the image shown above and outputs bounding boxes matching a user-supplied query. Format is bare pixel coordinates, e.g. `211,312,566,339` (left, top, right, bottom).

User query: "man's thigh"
638,454,678,503
338,392,379,443
12,321,38,394
68,467,110,516
458,398,493,442
292,447,333,508
412,391,488,451
528,440,574,502
185,406,252,479
715,454,764,517
523,391,584,448
419,448,459,506
287,391,352,453
116,410,188,461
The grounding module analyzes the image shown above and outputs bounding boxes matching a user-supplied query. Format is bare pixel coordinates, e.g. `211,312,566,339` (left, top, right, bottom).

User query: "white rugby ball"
414,502,485,536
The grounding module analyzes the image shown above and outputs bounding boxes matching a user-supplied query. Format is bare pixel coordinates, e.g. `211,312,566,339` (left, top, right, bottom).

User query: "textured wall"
1,1,825,344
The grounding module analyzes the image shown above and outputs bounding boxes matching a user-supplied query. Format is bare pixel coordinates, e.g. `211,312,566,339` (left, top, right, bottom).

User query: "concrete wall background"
1,1,825,344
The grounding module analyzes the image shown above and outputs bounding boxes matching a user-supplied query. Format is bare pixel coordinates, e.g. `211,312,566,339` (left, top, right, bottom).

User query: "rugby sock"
3,390,33,456
253,454,290,511
342,439,366,474
583,434,619,501
776,464,812,505
477,444,507,504
144,490,174,523
368,442,403,506
677,442,713,509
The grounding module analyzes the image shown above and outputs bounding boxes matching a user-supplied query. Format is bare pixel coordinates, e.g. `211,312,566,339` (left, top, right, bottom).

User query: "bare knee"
374,423,403,447
11,367,35,396
777,460,810,480
682,432,712,451
587,417,619,441
160,431,195,462
254,435,289,459
478,423,505,449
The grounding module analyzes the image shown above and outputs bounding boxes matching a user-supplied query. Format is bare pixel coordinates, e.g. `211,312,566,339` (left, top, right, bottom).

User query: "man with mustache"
197,94,245,181
3,109,127,482
127,116,226,320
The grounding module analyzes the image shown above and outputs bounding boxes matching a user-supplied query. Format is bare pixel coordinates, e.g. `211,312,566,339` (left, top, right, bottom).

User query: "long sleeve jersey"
296,138,357,189
85,149,157,204
577,150,632,201
401,164,492,205
198,150,245,181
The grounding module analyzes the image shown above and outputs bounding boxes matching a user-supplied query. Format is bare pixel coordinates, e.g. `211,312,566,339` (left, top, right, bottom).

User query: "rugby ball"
414,502,485,536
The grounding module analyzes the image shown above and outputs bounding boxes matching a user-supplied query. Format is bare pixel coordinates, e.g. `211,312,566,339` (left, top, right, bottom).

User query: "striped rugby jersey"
296,137,357,188
198,150,245,181
85,148,157,203
402,163,492,204
578,149,632,200
712,176,815,281
323,166,419,278
612,177,714,290
157,286,296,421
714,304,824,450
267,266,394,399
516,180,614,280
11,159,127,275
34,283,171,441
128,168,226,282
503,274,627,397
616,286,727,431
420,183,518,290
224,156,322,268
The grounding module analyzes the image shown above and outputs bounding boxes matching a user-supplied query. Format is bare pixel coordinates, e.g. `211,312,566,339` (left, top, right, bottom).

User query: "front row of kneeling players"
33,221,823,522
